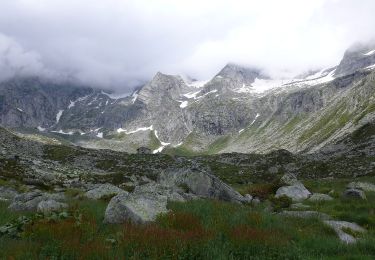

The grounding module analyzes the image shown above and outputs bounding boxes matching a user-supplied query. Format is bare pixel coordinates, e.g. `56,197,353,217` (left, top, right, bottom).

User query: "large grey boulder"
37,200,68,214
104,191,168,224
324,220,366,244
159,168,245,203
0,186,19,201
275,183,311,202
85,183,126,200
342,188,366,200
347,182,375,192
308,193,334,202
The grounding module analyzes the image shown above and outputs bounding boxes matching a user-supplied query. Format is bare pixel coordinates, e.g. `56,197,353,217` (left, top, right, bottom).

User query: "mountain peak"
335,42,375,76
215,63,266,85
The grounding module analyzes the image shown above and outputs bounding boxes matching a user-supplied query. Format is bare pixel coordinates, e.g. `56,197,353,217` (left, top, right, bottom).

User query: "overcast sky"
0,0,374,91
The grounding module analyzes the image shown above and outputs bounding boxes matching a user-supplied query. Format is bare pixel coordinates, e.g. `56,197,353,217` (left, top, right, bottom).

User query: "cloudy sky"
0,0,374,91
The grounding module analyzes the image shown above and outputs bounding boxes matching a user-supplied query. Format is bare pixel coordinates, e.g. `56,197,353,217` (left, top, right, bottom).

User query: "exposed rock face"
0,77,92,128
37,200,68,214
342,188,367,200
1,42,375,156
275,183,311,202
335,43,375,76
324,220,366,244
85,183,126,200
308,193,334,202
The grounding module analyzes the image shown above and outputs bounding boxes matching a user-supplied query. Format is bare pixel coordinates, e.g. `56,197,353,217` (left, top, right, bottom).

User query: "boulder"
85,183,126,200
0,186,19,201
347,182,375,192
159,168,245,203
275,183,311,202
324,220,366,244
8,191,66,212
8,191,45,211
243,194,253,203
308,193,333,202
290,203,310,209
342,188,366,200
104,192,168,224
279,173,300,186
37,200,68,214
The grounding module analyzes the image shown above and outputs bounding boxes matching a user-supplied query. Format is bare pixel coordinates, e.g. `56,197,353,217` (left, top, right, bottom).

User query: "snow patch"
239,129,244,134
117,125,154,134
173,142,183,147
251,69,336,94
183,90,202,99
56,110,64,123
16,108,23,112
153,130,170,153
196,89,218,99
250,113,260,125
37,126,46,132
153,146,166,154
179,101,188,108
96,132,103,138
364,49,375,56
68,101,76,109
365,64,375,70
51,130,74,135
132,92,138,104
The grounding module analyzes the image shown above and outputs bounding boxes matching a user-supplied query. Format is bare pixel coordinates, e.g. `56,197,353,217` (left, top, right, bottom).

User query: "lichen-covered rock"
308,193,334,202
275,183,311,202
8,191,45,211
0,186,19,201
324,220,366,244
85,183,126,200
159,168,245,203
342,188,366,200
347,182,375,192
103,192,168,224
8,191,66,212
37,200,68,214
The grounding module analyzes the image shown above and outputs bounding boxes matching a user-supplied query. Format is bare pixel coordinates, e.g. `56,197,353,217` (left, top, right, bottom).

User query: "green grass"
1,194,375,259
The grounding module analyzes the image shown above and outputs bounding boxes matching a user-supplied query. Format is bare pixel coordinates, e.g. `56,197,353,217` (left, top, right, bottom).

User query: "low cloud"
0,0,374,91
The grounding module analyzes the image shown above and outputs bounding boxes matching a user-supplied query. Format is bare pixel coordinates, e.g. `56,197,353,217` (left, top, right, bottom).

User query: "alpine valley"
1,42,375,259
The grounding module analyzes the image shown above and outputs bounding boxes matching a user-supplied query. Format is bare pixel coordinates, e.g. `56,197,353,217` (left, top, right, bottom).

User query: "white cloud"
0,0,374,89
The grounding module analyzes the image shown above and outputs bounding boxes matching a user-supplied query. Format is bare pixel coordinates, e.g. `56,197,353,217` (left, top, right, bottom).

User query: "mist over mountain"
1,0,375,92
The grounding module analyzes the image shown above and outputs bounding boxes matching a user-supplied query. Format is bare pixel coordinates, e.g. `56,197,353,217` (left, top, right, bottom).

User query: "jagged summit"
335,42,375,76
215,63,266,85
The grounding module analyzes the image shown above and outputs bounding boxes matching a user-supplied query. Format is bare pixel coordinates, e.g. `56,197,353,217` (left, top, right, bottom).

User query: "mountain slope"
0,44,375,155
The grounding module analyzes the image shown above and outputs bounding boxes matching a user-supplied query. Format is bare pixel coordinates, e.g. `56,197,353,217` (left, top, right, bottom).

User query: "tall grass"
1,197,375,259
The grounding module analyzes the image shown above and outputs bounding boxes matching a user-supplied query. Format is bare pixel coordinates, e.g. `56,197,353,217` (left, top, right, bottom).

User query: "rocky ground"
0,125,374,258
